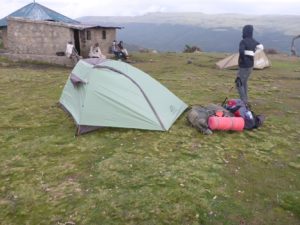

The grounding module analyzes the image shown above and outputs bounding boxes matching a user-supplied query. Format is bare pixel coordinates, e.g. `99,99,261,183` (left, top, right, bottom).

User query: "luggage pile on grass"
187,99,265,135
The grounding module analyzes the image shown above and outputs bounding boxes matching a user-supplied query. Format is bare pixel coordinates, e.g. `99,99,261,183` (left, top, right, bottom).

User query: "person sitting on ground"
117,41,129,59
111,40,128,60
89,42,106,59
111,40,121,58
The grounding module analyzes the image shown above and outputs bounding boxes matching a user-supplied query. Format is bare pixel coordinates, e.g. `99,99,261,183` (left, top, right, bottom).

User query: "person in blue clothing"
111,40,129,60
111,40,120,58
117,41,129,59
236,25,264,107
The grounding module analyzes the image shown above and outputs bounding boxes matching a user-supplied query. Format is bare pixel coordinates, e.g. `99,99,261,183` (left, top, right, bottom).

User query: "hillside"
78,12,300,53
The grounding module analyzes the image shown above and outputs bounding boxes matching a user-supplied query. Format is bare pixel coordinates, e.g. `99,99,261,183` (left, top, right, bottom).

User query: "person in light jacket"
89,43,106,59
236,25,264,106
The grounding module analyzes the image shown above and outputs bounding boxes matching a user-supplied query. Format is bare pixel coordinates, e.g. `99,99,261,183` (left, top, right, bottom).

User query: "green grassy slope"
0,53,299,224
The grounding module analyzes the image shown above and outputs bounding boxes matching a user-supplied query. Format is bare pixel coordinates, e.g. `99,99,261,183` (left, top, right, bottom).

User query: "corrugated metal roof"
0,2,80,27
3,16,123,30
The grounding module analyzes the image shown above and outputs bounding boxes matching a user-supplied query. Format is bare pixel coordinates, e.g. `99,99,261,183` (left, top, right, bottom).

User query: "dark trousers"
236,67,253,104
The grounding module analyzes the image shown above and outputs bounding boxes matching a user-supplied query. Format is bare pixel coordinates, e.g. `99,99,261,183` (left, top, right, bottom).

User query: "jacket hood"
242,25,253,38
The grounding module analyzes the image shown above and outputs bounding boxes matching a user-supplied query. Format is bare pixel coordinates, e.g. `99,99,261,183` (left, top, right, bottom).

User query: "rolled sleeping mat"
208,116,244,131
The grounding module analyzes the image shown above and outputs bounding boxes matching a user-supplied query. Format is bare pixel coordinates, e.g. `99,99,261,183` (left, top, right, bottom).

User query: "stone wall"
80,28,116,57
5,17,119,64
7,18,73,55
1,52,75,67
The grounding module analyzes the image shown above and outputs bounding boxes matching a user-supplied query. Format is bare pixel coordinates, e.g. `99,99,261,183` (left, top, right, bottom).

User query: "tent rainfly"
216,51,271,69
59,58,188,135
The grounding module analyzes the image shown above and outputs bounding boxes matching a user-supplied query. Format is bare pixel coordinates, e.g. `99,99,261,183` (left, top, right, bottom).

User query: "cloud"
0,0,300,19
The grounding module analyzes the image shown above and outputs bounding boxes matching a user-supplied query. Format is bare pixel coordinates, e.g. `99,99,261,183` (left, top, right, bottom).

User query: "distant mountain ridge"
78,12,300,53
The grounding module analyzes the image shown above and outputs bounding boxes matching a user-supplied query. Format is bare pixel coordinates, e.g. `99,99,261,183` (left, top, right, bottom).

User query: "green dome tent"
59,59,188,135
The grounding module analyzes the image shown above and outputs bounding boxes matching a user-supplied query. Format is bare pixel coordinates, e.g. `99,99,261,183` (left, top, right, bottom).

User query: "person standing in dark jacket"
236,25,264,106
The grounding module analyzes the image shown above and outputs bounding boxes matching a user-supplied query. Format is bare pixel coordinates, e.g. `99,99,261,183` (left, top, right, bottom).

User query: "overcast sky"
1,0,300,19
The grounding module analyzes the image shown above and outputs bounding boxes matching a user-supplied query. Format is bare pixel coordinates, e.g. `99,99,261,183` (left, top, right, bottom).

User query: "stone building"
0,2,121,66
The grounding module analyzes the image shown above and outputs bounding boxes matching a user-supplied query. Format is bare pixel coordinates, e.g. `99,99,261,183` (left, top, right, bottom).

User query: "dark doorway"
102,30,106,39
73,29,80,55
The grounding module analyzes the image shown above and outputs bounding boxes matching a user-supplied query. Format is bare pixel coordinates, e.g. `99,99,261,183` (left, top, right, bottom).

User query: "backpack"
186,106,212,134
186,104,234,134
224,99,265,129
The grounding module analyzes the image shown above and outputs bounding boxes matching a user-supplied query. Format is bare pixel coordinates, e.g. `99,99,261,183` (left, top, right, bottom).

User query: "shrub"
183,44,202,53
264,48,278,54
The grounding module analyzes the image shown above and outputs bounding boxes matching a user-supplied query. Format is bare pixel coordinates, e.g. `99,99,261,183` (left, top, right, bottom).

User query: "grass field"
0,53,299,225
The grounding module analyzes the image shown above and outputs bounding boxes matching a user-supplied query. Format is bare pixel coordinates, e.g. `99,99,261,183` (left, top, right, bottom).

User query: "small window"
86,30,91,40
102,30,106,40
